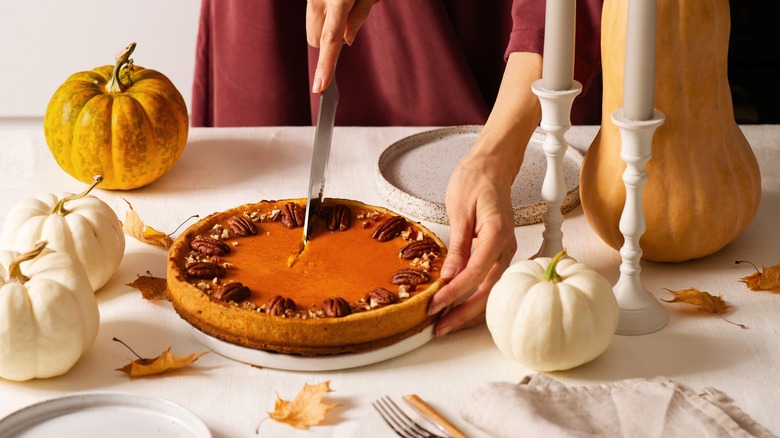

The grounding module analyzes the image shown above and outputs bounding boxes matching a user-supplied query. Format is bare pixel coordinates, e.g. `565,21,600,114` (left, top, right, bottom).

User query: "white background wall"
0,0,201,121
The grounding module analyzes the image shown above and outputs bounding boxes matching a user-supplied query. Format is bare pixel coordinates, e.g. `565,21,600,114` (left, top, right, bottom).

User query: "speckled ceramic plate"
375,125,583,226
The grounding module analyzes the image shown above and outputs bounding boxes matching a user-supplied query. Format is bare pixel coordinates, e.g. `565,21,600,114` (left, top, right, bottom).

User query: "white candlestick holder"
611,108,668,335
531,79,582,259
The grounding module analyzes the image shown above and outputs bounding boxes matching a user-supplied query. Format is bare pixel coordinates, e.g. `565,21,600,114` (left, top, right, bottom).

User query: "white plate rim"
375,125,583,225
187,323,435,372
0,392,211,438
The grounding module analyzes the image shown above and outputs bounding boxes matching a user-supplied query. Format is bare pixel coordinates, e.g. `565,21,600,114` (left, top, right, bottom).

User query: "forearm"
435,53,542,335
470,51,543,184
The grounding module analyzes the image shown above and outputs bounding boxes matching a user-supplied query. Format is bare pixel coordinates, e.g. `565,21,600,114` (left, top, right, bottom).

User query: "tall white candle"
623,0,657,121
542,0,576,91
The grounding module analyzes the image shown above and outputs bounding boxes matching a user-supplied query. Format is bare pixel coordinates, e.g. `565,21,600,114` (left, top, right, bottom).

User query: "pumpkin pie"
166,198,446,356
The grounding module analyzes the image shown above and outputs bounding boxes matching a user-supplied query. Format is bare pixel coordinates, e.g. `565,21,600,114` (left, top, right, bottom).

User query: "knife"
302,45,342,246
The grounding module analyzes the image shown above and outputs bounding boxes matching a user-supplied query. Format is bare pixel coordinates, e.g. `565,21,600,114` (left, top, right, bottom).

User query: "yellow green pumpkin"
579,0,761,262
44,42,188,190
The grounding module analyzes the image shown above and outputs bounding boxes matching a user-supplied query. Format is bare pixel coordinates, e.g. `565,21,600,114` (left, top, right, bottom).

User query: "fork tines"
372,396,445,438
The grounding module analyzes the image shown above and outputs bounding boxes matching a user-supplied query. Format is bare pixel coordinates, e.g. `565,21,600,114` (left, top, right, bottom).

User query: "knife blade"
302,46,342,245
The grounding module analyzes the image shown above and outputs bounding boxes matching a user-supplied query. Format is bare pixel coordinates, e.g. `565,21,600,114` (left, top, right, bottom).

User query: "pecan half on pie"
166,198,447,356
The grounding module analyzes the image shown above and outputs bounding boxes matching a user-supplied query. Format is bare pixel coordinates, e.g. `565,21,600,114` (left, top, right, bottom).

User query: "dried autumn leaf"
268,381,339,430
661,288,746,329
662,288,731,314
120,198,173,248
127,271,169,300
736,260,780,291
114,338,207,378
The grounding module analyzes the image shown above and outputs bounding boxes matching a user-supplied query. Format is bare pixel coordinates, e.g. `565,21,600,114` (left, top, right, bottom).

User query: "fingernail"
428,300,444,316
435,323,453,337
440,264,457,280
312,73,323,93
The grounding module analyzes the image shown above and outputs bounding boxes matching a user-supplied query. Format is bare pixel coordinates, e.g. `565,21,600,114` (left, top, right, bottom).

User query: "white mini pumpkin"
0,176,125,292
486,250,619,371
0,242,99,381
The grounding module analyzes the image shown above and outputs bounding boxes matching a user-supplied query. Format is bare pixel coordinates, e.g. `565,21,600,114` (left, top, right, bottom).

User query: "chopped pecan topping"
365,288,397,308
391,268,430,286
280,202,305,229
267,295,296,316
191,235,231,256
372,216,407,242
325,204,352,231
268,208,282,222
322,297,352,317
185,261,227,279
213,282,251,302
399,239,440,260
227,215,258,236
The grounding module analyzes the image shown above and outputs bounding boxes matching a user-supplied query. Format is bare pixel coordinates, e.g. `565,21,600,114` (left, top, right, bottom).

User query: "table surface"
1,124,779,438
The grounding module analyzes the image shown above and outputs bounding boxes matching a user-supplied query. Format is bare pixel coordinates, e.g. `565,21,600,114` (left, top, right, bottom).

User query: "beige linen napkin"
461,375,776,438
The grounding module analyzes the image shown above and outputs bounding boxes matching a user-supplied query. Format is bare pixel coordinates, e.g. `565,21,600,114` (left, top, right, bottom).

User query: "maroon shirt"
191,0,602,127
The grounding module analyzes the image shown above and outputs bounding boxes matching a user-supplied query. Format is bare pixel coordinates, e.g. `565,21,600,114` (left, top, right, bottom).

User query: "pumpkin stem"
51,175,103,216
106,42,137,93
542,249,567,283
7,241,48,284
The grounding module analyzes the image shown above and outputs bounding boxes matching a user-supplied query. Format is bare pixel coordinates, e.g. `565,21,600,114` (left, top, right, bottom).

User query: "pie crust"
166,198,447,356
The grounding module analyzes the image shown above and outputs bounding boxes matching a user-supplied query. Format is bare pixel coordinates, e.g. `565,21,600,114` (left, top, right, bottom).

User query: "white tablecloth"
1,124,779,437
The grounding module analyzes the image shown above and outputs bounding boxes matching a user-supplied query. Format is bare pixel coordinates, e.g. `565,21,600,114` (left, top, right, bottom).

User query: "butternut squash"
580,0,761,262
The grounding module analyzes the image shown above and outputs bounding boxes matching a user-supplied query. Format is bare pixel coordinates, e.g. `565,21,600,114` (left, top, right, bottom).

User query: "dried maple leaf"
120,198,174,248
127,271,169,300
114,338,207,378
267,381,339,430
662,288,747,329
662,288,731,314
736,260,780,291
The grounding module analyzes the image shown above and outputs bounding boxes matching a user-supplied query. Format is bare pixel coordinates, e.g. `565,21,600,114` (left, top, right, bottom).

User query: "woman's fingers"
433,240,515,336
344,0,376,44
307,0,377,93
430,222,510,316
308,1,350,92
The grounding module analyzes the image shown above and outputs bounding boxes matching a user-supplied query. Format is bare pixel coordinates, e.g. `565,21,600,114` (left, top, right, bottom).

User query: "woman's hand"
428,150,519,337
306,0,379,93
427,51,543,337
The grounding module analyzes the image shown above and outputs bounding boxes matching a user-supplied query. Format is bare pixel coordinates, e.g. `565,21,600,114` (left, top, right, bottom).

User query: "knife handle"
403,394,469,438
